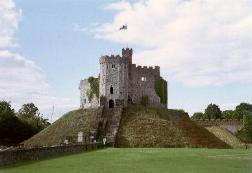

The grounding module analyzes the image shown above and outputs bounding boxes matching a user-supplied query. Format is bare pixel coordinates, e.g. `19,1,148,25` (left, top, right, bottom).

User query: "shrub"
240,112,252,143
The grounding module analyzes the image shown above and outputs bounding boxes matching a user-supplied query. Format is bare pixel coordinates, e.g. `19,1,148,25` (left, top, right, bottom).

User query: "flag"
120,25,127,30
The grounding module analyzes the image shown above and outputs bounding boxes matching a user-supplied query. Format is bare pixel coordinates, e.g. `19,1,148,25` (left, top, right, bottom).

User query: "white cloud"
0,0,21,47
0,50,78,121
0,50,48,98
73,24,88,32
0,0,78,121
95,0,252,86
105,0,131,11
219,103,238,111
0,0,14,9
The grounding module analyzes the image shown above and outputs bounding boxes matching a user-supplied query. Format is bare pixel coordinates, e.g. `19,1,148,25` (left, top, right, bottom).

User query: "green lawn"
1,148,252,173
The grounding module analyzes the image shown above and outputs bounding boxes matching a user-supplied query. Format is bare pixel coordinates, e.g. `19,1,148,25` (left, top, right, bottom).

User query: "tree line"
191,102,252,143
191,102,252,120
0,101,50,146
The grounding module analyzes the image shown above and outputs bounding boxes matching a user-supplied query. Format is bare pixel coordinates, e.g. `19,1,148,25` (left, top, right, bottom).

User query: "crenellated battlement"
81,47,167,109
99,54,122,63
131,64,160,75
122,48,133,55
99,48,133,64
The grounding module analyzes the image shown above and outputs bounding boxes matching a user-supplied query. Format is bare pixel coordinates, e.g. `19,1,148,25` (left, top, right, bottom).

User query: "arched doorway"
109,99,114,108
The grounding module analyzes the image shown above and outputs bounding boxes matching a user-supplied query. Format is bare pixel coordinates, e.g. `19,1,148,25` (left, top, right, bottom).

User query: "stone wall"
82,48,168,109
129,64,162,107
79,79,99,108
0,143,104,166
194,120,243,134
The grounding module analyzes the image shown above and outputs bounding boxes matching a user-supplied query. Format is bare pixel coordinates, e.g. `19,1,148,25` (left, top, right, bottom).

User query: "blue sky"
0,0,252,121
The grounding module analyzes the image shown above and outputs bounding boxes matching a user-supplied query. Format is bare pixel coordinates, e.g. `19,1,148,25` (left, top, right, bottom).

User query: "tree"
237,111,252,143
235,103,252,120
0,101,34,145
0,101,15,122
18,103,39,120
191,112,204,120
204,104,222,120
243,112,252,129
17,103,50,133
222,110,234,119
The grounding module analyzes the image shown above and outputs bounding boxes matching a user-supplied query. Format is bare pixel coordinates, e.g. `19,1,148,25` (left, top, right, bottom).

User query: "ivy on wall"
86,76,99,102
155,76,167,105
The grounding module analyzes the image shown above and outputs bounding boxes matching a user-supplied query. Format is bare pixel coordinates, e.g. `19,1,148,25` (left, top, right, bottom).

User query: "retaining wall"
0,143,103,167
194,120,243,134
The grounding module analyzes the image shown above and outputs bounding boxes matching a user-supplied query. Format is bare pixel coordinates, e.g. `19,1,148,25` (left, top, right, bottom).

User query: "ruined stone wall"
129,65,162,107
79,79,99,109
0,143,104,166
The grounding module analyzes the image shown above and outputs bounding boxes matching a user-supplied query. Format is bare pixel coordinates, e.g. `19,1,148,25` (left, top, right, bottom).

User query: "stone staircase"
102,107,123,144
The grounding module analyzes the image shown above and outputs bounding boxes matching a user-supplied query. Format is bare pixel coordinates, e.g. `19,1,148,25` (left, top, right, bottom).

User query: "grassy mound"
206,126,245,148
23,108,102,147
116,106,230,148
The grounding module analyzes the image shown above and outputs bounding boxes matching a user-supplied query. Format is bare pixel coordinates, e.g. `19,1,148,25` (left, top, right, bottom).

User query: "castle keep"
79,48,167,109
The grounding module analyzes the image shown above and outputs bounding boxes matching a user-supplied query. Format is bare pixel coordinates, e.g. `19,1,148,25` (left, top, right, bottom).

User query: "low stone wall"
194,120,243,134
0,143,104,167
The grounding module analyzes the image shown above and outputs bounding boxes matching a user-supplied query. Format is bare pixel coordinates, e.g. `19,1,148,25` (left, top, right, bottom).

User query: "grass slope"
206,126,245,148
116,106,230,148
1,148,251,173
23,108,102,146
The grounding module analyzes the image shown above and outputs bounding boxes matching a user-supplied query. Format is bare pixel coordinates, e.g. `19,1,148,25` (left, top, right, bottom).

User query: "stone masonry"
79,48,167,109
79,79,99,109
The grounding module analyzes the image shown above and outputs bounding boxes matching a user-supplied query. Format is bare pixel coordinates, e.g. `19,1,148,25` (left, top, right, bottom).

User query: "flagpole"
119,24,128,48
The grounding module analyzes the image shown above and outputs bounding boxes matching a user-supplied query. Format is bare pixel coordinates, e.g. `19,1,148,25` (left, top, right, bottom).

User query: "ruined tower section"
79,79,99,109
99,50,130,108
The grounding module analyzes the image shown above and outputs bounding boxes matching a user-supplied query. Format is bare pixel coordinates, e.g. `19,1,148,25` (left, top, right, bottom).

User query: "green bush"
237,111,252,143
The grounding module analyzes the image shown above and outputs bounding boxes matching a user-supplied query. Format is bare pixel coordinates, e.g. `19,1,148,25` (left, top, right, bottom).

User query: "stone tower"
80,48,167,109
99,49,132,108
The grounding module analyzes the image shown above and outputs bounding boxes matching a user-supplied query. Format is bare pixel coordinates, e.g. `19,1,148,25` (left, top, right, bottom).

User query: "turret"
122,48,133,64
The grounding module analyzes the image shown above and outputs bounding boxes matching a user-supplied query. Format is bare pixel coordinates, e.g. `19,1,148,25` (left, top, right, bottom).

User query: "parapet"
122,48,133,56
99,54,122,64
154,66,160,73
131,64,160,75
